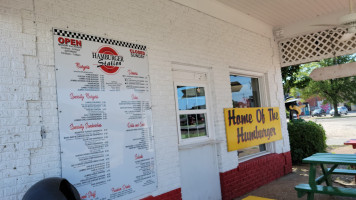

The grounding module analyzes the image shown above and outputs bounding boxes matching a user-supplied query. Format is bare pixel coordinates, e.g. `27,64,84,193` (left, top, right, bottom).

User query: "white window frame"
174,81,214,146
229,68,275,162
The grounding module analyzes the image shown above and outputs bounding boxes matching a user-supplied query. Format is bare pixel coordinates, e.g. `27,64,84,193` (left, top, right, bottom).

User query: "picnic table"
343,139,356,180
344,139,356,149
295,153,356,200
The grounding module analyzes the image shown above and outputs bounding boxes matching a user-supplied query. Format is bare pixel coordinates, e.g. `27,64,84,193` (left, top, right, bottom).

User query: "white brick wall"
0,0,289,199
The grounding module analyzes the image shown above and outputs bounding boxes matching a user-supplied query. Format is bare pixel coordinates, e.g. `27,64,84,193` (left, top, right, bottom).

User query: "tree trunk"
332,101,340,117
330,77,340,117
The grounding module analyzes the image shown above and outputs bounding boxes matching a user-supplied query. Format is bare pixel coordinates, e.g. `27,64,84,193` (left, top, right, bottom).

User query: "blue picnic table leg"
307,193,315,200
316,164,338,186
308,163,316,200
320,164,333,186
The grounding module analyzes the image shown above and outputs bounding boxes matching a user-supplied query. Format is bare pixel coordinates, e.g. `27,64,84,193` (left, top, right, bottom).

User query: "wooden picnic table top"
303,153,356,165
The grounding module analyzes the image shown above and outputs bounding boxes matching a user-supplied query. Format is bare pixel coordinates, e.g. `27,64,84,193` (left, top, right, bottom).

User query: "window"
176,85,209,141
230,75,266,157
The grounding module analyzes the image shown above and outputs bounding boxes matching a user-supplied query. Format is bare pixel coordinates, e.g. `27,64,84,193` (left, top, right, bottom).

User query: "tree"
281,65,311,95
282,65,312,120
299,55,356,116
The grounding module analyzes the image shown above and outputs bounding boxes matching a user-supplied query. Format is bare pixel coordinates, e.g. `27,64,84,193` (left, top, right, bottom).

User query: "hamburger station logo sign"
93,46,124,74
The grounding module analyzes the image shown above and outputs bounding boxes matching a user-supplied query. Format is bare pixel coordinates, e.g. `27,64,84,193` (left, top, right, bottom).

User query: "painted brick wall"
220,152,292,200
0,0,289,199
141,188,182,200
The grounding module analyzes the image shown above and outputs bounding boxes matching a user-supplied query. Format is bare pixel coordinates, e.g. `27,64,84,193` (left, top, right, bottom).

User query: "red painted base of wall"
220,152,292,200
141,188,182,200
141,152,291,200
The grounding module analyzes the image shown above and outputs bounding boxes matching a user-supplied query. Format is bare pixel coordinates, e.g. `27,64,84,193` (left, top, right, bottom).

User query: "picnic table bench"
295,153,356,200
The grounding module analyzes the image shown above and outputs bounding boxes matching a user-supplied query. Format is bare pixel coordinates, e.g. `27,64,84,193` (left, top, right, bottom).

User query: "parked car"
330,106,348,116
311,109,326,117
345,104,351,111
292,113,298,119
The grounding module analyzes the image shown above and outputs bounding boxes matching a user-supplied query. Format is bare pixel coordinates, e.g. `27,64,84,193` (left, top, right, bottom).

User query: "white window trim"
172,61,212,72
229,68,276,162
174,81,214,146
238,151,271,163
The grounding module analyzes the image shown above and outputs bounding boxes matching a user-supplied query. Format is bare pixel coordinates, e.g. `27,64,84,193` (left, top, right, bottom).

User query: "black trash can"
22,177,80,200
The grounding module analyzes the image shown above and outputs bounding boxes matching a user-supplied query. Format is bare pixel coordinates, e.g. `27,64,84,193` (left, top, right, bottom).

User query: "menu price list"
125,128,150,151
78,101,107,121
70,72,105,91
119,100,150,120
64,128,111,188
106,81,121,91
123,75,149,92
134,158,155,186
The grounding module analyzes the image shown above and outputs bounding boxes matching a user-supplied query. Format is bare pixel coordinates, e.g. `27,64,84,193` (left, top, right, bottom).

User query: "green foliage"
281,65,311,94
299,55,356,116
282,55,356,116
288,119,327,164
302,77,356,103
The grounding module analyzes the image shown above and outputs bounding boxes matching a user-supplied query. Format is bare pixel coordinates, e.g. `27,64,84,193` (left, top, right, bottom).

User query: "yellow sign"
224,107,282,152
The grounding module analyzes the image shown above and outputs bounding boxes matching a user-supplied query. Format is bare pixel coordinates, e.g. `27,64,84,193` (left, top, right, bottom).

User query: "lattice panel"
279,28,356,67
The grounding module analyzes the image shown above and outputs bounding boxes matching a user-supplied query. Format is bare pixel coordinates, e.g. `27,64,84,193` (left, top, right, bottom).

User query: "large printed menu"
53,29,156,200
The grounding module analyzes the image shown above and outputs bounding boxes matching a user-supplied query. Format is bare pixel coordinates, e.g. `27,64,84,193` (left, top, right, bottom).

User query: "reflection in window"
230,75,266,157
230,75,260,108
176,85,208,140
177,86,206,110
180,114,207,139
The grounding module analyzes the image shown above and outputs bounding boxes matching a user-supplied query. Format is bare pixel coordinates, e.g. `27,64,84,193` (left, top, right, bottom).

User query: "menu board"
53,29,156,200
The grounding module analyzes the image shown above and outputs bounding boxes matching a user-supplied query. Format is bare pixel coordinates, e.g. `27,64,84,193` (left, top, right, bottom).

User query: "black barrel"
22,177,80,200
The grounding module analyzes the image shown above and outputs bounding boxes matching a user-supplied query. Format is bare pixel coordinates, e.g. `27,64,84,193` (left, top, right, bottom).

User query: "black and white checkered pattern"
53,29,147,51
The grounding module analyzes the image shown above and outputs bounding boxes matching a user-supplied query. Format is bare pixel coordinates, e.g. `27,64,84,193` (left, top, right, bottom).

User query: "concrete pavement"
302,112,356,146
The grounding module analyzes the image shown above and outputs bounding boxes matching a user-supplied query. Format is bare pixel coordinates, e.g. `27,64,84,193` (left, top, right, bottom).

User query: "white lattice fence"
279,28,356,67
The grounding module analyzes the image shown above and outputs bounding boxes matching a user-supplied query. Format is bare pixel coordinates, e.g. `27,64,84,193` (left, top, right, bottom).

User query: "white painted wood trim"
239,151,271,163
178,139,224,150
310,62,356,81
172,61,212,72
229,67,267,77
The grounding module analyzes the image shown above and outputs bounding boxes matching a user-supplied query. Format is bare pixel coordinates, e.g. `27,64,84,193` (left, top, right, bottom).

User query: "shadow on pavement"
234,145,356,200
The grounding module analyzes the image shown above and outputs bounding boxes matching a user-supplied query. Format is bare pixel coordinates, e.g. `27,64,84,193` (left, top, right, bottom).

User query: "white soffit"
281,11,348,38
217,0,349,27
217,0,352,38
170,0,274,38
